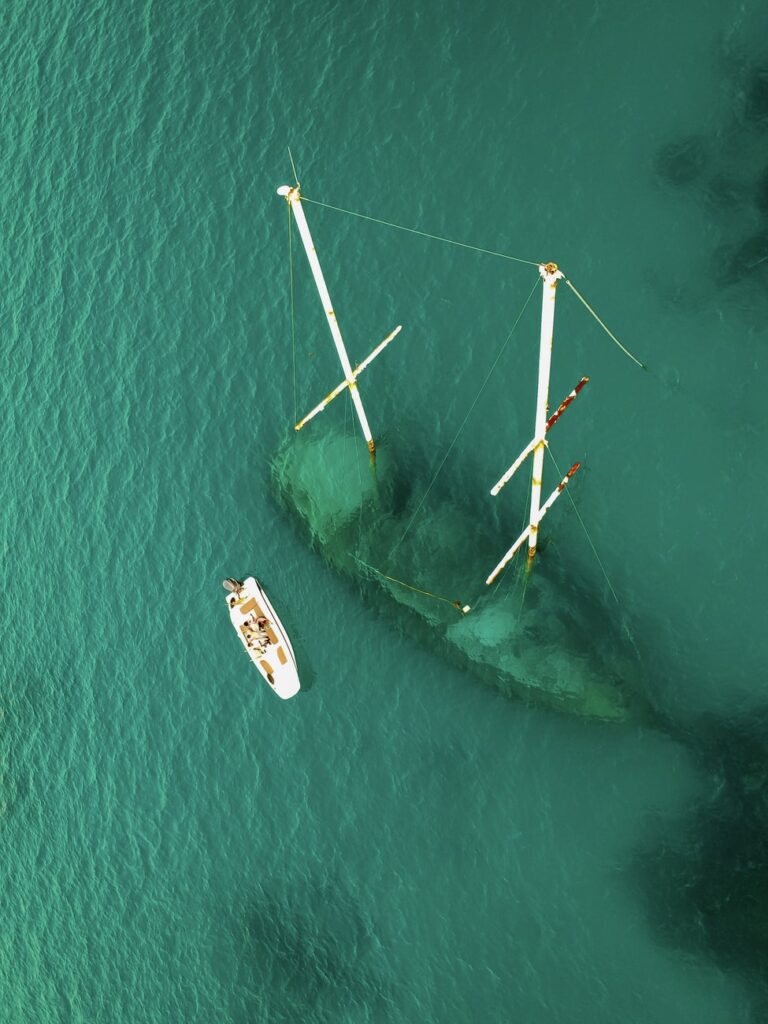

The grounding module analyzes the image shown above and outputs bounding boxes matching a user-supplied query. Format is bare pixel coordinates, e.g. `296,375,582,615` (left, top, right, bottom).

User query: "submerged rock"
654,135,709,187
635,717,768,984
715,229,768,286
245,872,391,1021
745,67,768,124
755,164,768,214
272,430,653,724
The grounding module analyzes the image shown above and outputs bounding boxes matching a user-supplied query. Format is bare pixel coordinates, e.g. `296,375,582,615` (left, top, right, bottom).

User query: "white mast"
278,184,377,461
487,262,586,584
486,462,581,585
527,262,562,560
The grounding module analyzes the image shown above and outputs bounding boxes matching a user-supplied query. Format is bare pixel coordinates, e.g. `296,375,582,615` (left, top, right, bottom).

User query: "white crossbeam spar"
490,376,589,496
486,463,581,585
296,325,402,431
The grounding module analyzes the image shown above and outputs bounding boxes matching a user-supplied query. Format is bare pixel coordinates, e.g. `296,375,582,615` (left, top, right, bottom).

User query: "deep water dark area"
244,874,391,1024
716,230,768,287
653,136,709,187
745,66,768,124
635,716,768,998
654,56,768,296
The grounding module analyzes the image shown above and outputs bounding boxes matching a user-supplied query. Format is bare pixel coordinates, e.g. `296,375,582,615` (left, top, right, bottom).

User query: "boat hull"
224,576,300,699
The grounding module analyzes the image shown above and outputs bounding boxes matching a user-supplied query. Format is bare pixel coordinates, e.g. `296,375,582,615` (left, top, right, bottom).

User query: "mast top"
277,185,299,200
539,262,563,280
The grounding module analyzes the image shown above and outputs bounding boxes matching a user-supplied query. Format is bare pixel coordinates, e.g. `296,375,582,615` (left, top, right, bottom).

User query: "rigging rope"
563,277,647,371
463,478,532,616
388,274,542,562
302,196,540,267
288,206,297,425
356,558,468,613
543,444,645,662
494,474,532,600
287,146,300,187
544,444,621,607
288,168,646,623
516,556,532,617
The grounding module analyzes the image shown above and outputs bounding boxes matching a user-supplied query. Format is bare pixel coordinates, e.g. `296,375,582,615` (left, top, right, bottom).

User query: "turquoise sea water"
3,1,768,1020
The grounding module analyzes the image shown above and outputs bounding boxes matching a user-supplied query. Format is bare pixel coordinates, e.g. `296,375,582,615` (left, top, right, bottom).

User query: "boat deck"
225,578,299,699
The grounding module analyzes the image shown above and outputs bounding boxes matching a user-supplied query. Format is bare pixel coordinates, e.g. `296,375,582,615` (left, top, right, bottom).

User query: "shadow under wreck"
272,429,654,725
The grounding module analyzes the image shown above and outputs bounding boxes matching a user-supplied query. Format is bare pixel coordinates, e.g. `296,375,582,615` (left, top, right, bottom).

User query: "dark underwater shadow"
236,871,395,1024
630,712,768,1015
742,65,768,127
653,135,710,189
270,425,658,727
650,51,768,319
714,230,768,289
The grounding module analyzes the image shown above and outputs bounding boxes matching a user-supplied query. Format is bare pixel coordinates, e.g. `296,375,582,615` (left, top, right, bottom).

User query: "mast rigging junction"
277,173,646,617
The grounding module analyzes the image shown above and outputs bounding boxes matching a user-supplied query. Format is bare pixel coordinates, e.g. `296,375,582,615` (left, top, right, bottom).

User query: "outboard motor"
222,578,243,593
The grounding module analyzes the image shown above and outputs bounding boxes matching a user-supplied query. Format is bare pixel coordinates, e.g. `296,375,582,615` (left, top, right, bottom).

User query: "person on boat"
254,616,271,644
243,616,270,655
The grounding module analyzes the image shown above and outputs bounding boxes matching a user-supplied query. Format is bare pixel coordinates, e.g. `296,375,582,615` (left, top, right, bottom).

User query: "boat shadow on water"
271,427,657,727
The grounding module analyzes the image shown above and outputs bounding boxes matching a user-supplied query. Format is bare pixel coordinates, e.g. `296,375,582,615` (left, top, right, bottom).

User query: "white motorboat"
223,577,300,699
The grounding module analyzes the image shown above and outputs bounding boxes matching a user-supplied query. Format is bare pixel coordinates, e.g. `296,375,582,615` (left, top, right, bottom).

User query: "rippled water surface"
2,1,768,1021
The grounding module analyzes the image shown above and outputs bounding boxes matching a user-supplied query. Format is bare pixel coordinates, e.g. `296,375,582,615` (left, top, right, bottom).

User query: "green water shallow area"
272,429,650,724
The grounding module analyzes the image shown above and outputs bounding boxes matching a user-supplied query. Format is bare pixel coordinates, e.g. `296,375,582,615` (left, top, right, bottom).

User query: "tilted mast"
278,184,400,462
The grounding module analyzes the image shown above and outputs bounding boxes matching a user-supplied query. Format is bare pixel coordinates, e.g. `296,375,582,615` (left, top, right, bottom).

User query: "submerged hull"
272,431,652,724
